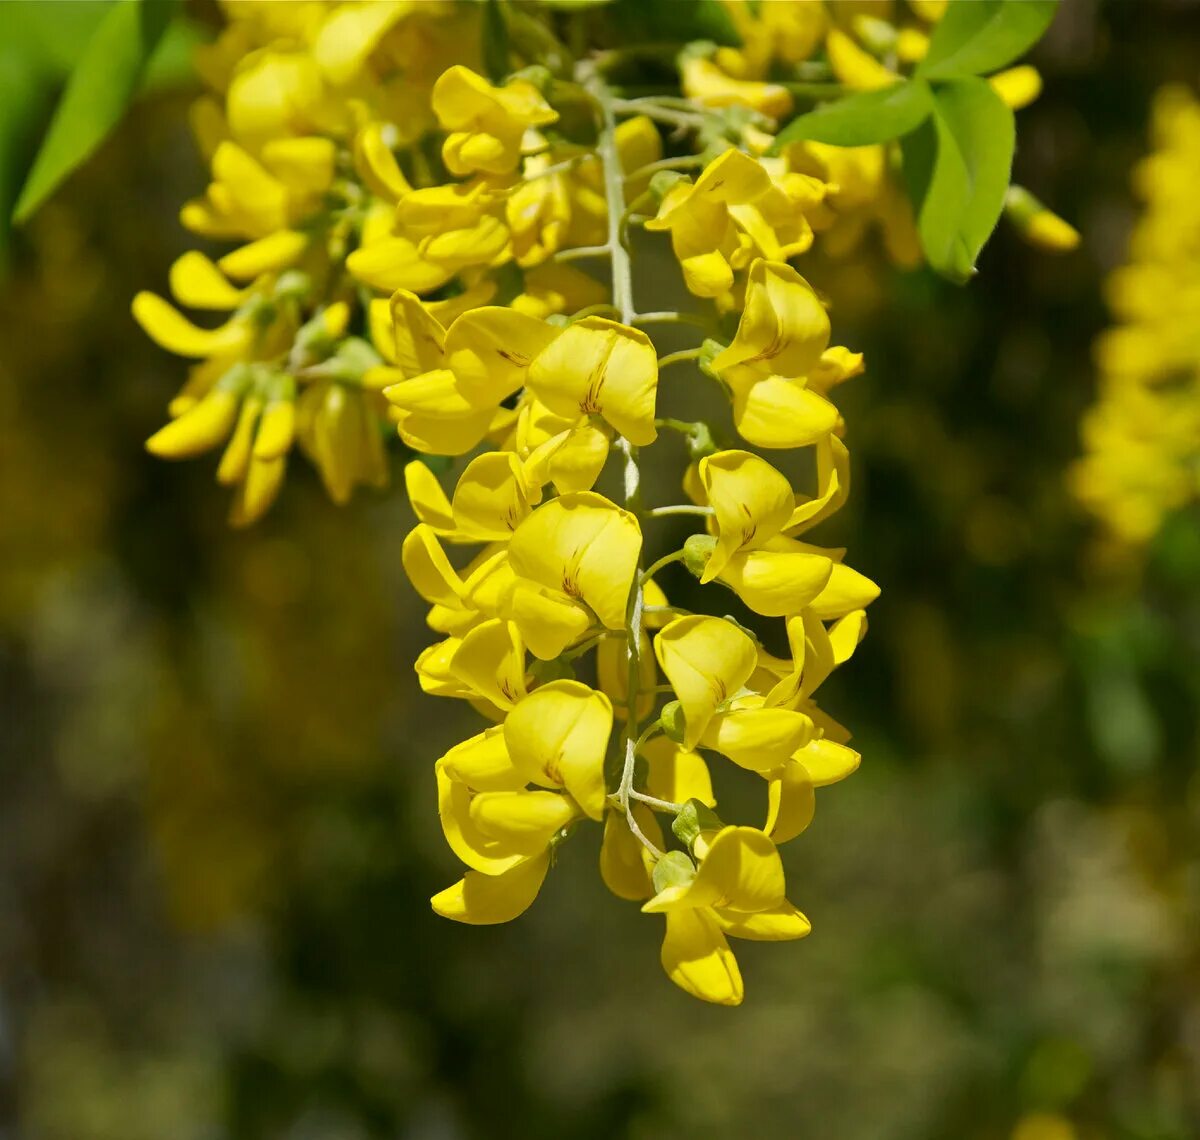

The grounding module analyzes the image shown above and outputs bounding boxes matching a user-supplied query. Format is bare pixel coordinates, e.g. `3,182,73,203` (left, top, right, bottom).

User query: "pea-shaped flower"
505,492,642,658
643,826,810,1005
432,65,558,176
710,259,844,449
526,317,659,446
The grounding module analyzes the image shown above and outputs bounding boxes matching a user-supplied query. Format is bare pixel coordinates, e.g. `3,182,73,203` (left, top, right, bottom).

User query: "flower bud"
650,849,695,894
682,533,717,578
659,700,687,745
670,798,724,853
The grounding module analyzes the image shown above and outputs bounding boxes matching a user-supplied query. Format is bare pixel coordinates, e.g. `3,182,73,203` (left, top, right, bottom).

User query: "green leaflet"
917,0,1059,80
902,77,1015,284
771,80,933,150
12,0,180,224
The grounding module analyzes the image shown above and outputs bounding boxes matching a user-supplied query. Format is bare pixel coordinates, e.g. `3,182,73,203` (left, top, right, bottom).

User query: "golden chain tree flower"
130,0,1062,1003
1071,85,1200,551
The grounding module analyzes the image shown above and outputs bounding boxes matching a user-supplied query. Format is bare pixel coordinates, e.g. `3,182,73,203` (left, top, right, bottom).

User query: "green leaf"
901,77,1015,283
772,80,933,150
12,0,179,225
608,0,741,46
917,0,1058,80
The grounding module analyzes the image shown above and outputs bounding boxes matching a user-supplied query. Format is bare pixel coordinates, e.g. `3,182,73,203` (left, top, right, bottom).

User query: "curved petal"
430,851,550,925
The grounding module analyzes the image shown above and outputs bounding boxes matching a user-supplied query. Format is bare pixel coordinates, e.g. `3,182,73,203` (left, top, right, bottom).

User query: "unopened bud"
683,533,717,578
659,700,686,745
1005,186,1080,252
651,849,695,893
671,798,724,852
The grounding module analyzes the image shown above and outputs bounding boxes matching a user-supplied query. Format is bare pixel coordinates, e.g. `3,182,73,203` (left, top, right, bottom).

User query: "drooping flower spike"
130,0,1058,1004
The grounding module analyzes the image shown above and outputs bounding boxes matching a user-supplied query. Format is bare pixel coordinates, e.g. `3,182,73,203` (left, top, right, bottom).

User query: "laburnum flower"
710,259,863,450
526,317,660,445
646,149,828,299
374,290,557,455
505,492,642,659
432,65,558,176
643,826,810,1005
431,678,613,924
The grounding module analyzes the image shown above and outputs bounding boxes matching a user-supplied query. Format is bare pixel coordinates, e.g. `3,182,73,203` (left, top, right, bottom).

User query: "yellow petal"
794,738,860,787
701,704,815,772
806,562,880,620
711,259,831,385
347,236,454,294
451,451,534,540
660,907,743,1005
168,251,246,310
715,902,811,941
440,726,526,792
437,763,528,874
699,449,795,582
527,317,659,446
596,626,656,722
718,548,833,617
508,493,642,631
402,524,466,608
228,453,286,527
216,395,263,485
404,459,456,532
431,851,550,925
990,65,1042,111
445,307,558,406
218,230,309,280
653,616,758,751
502,580,592,661
829,609,868,665
827,27,899,91
503,680,612,819
599,807,662,901
693,825,786,912
389,289,449,377
260,136,337,196
469,790,577,851
146,388,241,459
133,292,250,359
765,761,815,843
643,736,714,807
385,369,494,456
450,618,528,710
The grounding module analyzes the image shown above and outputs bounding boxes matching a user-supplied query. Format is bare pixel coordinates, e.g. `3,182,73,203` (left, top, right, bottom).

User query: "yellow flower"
504,679,613,819
526,317,660,446
643,826,810,1005
432,65,558,176
431,851,552,925
506,492,642,649
377,292,556,455
653,615,758,751
680,55,793,120
711,259,847,449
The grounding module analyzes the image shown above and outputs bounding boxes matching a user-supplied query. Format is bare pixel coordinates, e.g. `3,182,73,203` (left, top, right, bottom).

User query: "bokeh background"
2,2,1199,1137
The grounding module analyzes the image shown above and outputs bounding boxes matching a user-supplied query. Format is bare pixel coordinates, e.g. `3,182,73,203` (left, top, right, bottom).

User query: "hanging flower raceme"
1070,85,1200,552
130,0,1058,1004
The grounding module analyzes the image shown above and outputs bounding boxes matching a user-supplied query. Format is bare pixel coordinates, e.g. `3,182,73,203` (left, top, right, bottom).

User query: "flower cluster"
130,0,1048,1004
369,45,878,1004
1071,85,1200,549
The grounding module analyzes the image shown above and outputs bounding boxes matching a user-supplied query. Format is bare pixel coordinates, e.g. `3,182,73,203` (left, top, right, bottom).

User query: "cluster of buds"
1071,85,1200,549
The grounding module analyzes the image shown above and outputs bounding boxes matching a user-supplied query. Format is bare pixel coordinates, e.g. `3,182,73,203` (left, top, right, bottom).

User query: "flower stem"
640,549,685,583
645,504,713,518
657,347,705,371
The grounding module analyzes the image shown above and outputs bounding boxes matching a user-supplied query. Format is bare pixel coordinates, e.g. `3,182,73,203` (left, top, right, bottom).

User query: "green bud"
697,338,726,379
852,14,898,55
685,421,718,461
659,700,686,745
671,798,725,852
651,849,696,894
274,270,311,302
509,64,554,94
683,533,717,579
322,337,384,384
648,169,690,205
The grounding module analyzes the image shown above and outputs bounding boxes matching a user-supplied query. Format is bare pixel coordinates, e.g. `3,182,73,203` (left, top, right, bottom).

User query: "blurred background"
2,2,1199,1138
